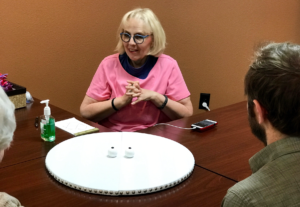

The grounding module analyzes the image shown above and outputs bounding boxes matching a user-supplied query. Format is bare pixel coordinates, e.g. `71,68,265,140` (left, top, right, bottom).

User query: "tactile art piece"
46,132,195,196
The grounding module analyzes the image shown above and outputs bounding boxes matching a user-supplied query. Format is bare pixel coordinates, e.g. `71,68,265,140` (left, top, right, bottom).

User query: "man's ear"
253,100,267,124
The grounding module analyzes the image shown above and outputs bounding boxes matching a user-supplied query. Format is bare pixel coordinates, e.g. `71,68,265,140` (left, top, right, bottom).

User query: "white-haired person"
80,8,193,131
0,87,23,207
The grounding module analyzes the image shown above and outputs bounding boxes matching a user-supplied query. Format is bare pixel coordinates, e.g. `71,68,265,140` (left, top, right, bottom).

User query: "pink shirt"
86,53,190,131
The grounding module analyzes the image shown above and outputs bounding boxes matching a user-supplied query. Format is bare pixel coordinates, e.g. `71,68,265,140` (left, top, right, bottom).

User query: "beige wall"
1,1,300,116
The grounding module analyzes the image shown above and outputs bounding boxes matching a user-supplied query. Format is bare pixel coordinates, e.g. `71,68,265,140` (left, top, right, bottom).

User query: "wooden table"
0,100,260,206
138,101,264,182
0,158,235,207
2,99,113,168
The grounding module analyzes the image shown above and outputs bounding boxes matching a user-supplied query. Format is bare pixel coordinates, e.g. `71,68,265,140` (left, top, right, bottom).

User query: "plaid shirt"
222,137,300,207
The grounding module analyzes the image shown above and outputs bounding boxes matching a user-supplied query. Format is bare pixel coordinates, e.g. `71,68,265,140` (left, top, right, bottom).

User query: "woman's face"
122,18,152,67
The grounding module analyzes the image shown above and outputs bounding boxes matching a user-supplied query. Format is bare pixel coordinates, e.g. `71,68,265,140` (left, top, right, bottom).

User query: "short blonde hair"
115,8,166,57
0,87,16,151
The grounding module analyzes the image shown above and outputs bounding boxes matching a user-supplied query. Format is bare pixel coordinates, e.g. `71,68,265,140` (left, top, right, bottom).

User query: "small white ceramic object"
125,147,134,158
108,146,117,158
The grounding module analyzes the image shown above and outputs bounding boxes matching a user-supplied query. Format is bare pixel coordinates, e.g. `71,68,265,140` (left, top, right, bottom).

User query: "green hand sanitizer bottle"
40,99,55,142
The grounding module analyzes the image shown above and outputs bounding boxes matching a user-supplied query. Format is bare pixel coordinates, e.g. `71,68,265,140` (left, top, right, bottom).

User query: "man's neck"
265,123,288,145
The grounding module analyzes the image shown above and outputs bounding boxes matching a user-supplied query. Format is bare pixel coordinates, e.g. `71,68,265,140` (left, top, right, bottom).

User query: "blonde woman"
81,8,193,131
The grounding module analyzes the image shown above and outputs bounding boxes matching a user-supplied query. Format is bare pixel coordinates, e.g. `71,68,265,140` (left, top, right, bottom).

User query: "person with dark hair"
222,42,300,206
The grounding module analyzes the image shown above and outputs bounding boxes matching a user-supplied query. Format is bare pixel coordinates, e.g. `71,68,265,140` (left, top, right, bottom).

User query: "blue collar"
119,53,158,79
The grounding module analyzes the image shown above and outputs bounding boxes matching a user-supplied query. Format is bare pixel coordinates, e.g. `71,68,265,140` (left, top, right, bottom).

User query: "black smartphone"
191,119,218,131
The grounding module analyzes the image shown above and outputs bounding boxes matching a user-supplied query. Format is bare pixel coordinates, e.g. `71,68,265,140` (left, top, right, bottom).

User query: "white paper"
55,117,97,135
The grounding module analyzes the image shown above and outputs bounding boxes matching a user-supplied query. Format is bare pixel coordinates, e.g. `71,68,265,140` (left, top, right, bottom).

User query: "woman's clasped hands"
125,80,156,105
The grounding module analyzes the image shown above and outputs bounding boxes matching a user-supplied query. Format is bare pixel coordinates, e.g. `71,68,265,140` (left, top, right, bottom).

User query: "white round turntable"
45,132,195,196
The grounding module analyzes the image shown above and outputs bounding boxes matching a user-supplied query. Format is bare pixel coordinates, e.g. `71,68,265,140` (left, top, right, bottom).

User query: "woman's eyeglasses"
120,33,150,44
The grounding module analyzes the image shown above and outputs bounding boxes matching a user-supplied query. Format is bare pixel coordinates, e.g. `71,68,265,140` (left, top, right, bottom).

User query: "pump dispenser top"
40,99,51,116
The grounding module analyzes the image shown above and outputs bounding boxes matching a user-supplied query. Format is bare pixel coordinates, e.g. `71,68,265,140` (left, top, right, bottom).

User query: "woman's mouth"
128,48,138,53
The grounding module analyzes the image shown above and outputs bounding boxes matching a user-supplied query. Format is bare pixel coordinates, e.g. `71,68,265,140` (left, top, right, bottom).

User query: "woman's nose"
128,37,136,45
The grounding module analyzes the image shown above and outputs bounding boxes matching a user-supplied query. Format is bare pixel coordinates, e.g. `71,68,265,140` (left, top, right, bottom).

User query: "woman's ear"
253,100,267,124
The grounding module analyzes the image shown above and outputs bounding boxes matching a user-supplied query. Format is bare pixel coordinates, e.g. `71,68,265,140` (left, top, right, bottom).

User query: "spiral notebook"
55,117,99,136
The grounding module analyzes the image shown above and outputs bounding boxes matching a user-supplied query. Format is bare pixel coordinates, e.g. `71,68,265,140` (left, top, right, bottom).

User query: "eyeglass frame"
120,32,150,44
